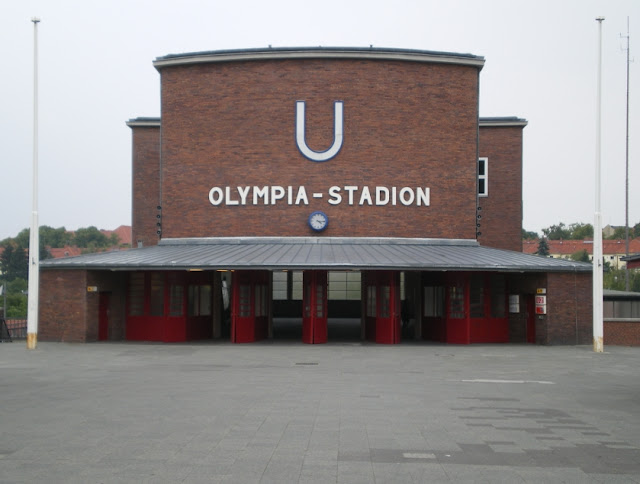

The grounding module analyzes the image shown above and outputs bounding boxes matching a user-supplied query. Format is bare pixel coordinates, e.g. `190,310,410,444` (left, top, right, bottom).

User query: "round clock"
308,211,329,232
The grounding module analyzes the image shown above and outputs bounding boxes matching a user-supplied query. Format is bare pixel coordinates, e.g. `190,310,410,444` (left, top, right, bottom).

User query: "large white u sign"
296,101,343,162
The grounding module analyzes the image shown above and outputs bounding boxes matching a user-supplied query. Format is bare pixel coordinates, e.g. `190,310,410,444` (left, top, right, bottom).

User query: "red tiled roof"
49,246,83,258
101,225,132,246
523,238,640,256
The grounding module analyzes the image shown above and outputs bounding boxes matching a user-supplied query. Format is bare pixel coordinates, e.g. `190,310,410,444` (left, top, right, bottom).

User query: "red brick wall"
158,59,480,239
131,126,161,247
478,126,523,251
40,270,88,342
604,321,640,346
546,272,592,345
40,270,127,342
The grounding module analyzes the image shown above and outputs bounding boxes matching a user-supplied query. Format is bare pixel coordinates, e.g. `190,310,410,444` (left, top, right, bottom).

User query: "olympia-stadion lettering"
208,185,430,207
208,101,429,208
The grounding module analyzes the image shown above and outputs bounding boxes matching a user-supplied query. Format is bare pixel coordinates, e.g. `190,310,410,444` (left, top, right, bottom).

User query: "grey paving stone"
1,342,639,483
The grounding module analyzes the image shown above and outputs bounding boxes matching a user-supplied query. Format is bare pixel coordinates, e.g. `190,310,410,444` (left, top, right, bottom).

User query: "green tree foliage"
522,229,539,240
0,244,28,281
536,238,550,256
40,225,72,248
569,223,593,240
570,249,591,262
72,226,113,249
540,221,640,241
4,293,27,318
604,269,640,292
542,223,571,240
0,278,28,318
542,222,593,240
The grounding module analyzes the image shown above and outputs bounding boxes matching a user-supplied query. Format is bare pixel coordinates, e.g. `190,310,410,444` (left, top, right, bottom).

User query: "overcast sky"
1,0,638,240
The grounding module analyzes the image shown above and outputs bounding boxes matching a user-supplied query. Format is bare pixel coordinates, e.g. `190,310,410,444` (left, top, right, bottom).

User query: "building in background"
523,238,640,270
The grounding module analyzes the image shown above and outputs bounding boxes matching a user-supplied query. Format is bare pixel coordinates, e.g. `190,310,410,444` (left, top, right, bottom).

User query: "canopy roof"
41,237,592,273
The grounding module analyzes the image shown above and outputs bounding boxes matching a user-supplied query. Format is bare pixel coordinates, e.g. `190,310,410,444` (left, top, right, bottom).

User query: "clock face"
308,211,329,232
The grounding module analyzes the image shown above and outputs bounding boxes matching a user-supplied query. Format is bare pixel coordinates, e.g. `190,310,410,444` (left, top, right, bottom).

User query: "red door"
98,292,110,341
364,271,401,344
375,271,401,344
231,271,269,343
231,272,255,343
302,271,328,344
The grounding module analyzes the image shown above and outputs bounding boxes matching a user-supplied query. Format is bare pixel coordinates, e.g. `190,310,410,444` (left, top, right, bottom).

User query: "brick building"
40,47,592,344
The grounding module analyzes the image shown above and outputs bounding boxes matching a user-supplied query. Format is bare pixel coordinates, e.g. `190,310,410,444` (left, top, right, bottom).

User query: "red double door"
364,271,401,344
231,271,269,343
302,271,328,344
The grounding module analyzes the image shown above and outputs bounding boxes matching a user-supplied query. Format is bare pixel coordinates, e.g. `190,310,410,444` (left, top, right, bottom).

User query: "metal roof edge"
479,117,528,128
158,237,480,247
153,46,485,70
126,117,161,128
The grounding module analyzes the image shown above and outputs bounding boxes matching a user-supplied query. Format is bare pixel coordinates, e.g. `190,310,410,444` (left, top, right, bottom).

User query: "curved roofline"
153,46,485,71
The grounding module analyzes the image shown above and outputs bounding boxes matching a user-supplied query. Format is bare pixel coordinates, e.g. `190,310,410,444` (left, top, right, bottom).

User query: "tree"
522,229,539,240
72,226,110,249
604,268,640,291
40,225,71,248
568,223,593,240
0,243,28,281
1,278,28,318
542,223,571,240
536,238,550,256
542,222,595,240
570,249,590,262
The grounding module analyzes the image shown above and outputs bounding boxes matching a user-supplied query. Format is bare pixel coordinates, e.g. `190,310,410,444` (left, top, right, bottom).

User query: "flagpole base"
27,332,37,350
593,336,604,353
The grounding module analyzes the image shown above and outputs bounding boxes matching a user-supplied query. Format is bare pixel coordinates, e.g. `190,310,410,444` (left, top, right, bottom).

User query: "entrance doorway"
526,295,536,343
302,271,327,343
271,270,363,343
98,292,110,341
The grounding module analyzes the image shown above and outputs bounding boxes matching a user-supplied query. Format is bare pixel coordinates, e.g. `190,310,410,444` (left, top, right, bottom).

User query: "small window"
328,271,361,300
367,286,377,317
128,273,145,316
490,276,506,318
291,271,303,301
149,273,165,316
272,271,288,300
424,286,444,317
478,157,488,197
169,284,183,316
449,285,465,319
470,275,484,318
188,284,212,316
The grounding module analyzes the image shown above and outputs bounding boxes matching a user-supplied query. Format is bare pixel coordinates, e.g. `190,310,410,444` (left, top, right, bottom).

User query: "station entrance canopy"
41,237,591,273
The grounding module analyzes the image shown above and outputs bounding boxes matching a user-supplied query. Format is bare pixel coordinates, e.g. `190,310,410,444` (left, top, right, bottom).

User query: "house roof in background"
523,238,640,256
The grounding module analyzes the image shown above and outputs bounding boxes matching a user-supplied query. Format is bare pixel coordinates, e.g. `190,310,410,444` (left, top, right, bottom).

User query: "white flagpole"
27,17,40,350
593,17,604,353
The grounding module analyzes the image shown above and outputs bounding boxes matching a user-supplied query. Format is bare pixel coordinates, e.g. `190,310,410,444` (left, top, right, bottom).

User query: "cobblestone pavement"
1,341,639,483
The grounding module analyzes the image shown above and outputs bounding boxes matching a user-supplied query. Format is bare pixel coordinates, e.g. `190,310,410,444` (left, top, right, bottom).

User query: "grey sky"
1,0,638,240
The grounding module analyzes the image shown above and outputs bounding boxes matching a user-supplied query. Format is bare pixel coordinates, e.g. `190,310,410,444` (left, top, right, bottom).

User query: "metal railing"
3,319,27,340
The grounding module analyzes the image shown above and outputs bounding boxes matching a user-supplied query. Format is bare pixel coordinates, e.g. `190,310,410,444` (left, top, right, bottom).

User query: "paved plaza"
1,339,639,483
